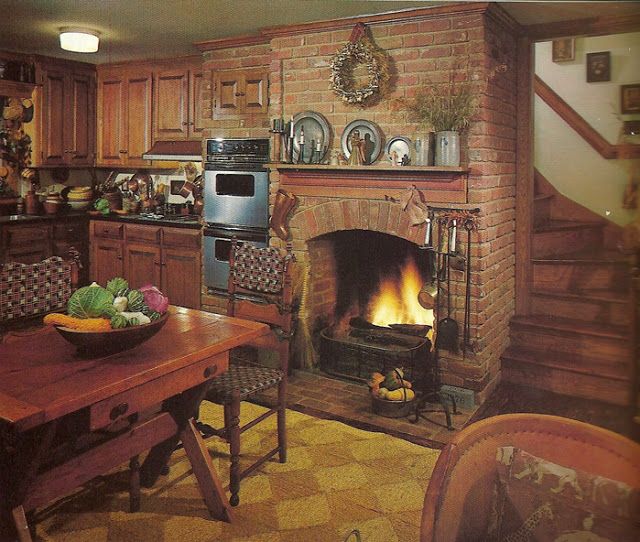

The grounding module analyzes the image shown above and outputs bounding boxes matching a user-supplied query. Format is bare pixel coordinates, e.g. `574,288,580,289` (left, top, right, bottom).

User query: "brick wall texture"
201,4,519,404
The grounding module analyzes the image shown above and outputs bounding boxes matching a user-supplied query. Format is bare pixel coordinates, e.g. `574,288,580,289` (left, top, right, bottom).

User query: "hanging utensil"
436,219,459,353
462,218,475,354
417,215,436,309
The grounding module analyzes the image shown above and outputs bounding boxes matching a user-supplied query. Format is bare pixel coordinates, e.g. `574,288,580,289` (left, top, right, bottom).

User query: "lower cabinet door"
162,246,201,309
124,243,162,290
91,238,123,286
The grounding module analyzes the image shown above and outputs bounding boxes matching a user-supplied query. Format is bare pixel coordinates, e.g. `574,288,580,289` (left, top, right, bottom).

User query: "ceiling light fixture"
59,28,100,53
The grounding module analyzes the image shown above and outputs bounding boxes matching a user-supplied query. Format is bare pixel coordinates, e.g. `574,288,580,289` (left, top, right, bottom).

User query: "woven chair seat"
207,364,284,403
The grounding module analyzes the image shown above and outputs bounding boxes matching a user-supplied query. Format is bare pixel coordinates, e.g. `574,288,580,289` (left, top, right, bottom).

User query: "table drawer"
92,221,123,240
3,224,51,246
54,221,87,240
89,352,228,431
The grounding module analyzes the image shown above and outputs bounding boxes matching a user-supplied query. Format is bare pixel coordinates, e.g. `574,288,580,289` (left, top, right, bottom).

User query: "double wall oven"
203,138,270,292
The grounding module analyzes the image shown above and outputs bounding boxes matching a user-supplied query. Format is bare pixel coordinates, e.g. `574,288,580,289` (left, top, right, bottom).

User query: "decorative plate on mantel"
341,119,384,165
291,111,331,164
385,136,412,166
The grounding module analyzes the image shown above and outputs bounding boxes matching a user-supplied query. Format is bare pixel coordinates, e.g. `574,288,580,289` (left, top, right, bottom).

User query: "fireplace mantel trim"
270,163,468,203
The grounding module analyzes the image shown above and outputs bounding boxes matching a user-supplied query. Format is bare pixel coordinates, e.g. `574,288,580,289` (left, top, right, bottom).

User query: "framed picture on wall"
621,84,640,114
552,38,575,62
586,51,611,82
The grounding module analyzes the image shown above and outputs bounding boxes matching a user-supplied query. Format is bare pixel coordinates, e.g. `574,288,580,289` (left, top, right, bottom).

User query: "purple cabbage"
139,284,169,314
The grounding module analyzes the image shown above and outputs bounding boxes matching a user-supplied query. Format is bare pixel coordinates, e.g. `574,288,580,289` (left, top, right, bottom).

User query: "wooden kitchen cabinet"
90,220,201,309
153,61,205,140
96,66,152,167
213,68,269,118
34,59,96,167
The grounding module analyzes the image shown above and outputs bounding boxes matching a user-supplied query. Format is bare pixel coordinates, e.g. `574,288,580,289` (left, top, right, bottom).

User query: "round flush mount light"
59,28,100,53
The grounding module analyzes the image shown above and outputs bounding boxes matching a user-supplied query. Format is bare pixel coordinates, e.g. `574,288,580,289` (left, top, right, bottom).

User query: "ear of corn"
43,313,112,331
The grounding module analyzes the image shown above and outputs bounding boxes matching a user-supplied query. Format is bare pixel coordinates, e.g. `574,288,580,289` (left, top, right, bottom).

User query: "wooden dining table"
0,306,268,542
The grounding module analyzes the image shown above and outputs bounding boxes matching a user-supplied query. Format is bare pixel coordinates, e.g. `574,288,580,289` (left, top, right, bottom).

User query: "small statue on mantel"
347,129,366,166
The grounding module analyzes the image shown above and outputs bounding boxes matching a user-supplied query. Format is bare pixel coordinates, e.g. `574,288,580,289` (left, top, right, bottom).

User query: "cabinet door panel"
124,243,161,290
162,246,201,309
125,73,152,165
98,77,124,165
215,74,240,116
244,71,268,114
154,69,189,139
42,69,66,165
68,72,95,166
91,239,123,285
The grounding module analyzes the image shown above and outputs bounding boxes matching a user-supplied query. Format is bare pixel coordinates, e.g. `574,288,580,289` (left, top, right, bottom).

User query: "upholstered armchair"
420,413,640,541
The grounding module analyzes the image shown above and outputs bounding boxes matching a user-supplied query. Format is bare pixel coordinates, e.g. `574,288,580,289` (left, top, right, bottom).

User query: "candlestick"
289,116,294,138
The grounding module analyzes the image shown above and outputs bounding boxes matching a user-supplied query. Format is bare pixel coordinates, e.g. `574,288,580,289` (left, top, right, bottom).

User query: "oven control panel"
205,138,270,163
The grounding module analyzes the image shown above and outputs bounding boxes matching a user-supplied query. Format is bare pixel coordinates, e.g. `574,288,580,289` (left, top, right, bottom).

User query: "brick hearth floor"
253,369,477,449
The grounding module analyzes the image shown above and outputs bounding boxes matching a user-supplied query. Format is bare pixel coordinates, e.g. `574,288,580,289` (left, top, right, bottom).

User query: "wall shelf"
269,163,469,203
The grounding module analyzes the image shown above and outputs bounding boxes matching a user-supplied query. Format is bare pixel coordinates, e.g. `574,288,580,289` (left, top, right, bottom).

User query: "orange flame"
365,257,434,328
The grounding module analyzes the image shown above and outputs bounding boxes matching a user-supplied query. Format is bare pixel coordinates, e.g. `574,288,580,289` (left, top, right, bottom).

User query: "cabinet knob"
119,150,128,154
182,122,189,126
234,92,245,97
203,365,217,379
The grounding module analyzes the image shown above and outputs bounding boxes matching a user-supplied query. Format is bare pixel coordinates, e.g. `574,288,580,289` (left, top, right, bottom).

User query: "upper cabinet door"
40,67,67,165
190,69,206,139
243,69,268,115
67,70,95,166
153,68,189,140
124,70,153,165
97,73,125,166
214,71,241,117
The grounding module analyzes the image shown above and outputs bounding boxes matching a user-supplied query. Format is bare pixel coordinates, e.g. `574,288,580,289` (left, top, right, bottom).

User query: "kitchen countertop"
90,213,203,230
0,211,89,225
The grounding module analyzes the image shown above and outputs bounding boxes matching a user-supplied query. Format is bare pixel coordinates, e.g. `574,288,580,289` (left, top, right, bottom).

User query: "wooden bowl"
54,313,169,357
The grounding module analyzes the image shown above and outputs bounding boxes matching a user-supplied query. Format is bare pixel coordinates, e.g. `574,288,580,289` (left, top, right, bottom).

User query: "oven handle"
204,227,269,244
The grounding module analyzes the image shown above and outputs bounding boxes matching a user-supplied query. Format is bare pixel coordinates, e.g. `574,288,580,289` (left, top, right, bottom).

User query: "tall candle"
289,116,294,138
299,126,305,145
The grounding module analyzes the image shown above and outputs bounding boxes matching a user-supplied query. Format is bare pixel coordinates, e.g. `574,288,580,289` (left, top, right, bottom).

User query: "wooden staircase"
502,173,634,406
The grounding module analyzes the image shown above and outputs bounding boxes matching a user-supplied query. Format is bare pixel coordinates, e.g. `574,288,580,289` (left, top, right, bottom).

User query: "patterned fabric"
231,244,288,294
206,364,284,402
0,257,72,321
488,446,640,542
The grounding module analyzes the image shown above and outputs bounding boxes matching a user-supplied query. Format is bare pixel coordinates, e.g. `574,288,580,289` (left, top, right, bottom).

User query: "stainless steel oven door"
203,227,269,291
203,167,269,229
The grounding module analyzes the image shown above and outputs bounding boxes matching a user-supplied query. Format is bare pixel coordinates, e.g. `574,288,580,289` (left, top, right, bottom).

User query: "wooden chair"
202,239,296,506
420,413,640,541
0,253,79,340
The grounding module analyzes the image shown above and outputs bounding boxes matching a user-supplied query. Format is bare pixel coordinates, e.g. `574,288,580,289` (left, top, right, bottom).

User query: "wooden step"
509,315,630,360
532,254,630,292
501,346,632,406
533,193,554,228
532,220,604,258
530,289,630,325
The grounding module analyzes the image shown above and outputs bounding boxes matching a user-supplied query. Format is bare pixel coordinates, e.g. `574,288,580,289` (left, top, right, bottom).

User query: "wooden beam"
515,37,534,316
525,13,640,40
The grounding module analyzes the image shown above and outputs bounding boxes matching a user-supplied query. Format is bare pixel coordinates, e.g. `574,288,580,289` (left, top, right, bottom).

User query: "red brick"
418,19,452,33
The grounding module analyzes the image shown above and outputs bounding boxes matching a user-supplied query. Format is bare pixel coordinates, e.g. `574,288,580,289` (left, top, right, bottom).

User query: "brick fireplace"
199,2,520,405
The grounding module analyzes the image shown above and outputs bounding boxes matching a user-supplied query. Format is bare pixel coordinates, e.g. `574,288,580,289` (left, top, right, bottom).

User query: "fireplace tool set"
410,206,479,430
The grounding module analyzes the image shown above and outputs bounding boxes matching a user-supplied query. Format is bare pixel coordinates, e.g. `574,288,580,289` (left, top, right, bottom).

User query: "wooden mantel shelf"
270,163,468,203
0,79,36,99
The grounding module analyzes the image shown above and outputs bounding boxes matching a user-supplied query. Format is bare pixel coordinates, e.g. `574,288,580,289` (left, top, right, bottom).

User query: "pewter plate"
341,119,384,165
291,111,331,164
385,136,412,165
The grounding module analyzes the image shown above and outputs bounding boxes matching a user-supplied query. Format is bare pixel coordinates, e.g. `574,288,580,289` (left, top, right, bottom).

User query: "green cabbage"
127,289,145,312
68,286,115,319
106,277,129,296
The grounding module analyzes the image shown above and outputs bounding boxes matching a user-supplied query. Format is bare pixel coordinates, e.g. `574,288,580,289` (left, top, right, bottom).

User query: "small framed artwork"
586,51,610,82
621,84,640,114
552,38,575,62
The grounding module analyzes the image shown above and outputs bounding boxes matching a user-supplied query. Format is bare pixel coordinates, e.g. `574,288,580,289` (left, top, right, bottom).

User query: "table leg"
180,419,233,522
140,382,232,522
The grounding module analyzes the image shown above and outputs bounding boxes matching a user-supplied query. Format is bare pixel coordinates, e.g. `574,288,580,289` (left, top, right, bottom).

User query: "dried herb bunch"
405,63,507,133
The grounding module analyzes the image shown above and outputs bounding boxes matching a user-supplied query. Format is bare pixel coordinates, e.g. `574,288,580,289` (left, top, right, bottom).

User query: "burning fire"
366,257,434,328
